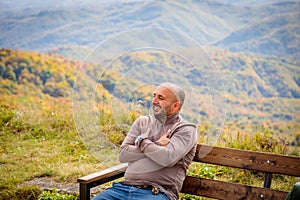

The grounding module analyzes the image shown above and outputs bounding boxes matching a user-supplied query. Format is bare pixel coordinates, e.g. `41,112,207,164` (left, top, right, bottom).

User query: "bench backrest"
194,144,300,176
181,144,300,200
78,144,300,200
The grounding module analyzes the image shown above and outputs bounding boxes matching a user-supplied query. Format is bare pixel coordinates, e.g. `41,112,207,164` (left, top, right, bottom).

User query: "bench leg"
264,172,272,188
79,183,90,200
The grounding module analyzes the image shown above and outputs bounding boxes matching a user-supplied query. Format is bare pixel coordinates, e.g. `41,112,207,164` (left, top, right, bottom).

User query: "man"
93,82,198,200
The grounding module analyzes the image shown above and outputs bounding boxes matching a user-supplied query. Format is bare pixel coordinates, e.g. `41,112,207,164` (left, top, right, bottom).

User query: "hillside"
0,49,77,99
1,48,299,136
0,0,299,59
1,47,299,156
50,45,300,99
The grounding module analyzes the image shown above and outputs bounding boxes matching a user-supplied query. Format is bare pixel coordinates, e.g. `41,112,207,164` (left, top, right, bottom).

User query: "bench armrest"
78,163,128,200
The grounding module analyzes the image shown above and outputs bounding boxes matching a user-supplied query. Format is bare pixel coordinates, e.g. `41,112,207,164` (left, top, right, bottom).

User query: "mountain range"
0,0,299,59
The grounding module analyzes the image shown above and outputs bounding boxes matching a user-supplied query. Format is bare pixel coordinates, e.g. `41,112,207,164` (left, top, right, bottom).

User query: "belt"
134,185,160,195
135,185,151,189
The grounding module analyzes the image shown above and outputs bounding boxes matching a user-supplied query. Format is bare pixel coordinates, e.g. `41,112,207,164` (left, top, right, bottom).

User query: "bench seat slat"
195,145,300,176
181,176,288,200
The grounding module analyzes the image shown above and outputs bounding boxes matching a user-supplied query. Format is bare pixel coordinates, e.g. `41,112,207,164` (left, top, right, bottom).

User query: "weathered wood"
181,176,288,200
195,144,300,176
78,163,128,200
78,163,128,184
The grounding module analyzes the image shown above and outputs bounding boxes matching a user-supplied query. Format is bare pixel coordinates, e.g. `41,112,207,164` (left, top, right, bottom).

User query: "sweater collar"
155,112,180,126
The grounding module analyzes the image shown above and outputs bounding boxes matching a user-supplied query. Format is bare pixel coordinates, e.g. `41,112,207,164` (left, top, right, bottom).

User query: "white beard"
152,104,167,123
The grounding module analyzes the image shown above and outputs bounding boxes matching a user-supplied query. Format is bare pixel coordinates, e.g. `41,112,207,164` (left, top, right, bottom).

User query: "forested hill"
0,49,78,99
1,48,299,128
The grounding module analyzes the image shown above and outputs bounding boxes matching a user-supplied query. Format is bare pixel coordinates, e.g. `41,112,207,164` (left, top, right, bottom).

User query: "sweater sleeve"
139,124,197,167
118,116,149,163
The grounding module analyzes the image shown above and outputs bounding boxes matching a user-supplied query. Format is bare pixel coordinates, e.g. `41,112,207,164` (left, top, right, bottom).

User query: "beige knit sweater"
119,113,198,200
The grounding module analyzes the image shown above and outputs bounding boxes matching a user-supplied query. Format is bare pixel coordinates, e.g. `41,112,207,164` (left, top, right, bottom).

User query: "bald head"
158,82,185,109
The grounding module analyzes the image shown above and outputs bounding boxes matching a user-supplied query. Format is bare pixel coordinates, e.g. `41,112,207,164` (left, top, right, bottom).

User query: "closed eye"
159,96,165,100
153,93,165,100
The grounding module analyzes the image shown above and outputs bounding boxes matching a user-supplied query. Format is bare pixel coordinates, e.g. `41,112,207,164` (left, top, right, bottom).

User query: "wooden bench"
78,144,300,200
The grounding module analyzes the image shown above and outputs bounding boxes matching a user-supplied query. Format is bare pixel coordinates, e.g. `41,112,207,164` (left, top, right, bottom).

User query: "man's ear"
173,102,181,111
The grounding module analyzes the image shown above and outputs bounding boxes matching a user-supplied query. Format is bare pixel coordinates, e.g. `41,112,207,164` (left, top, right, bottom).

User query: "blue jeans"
92,182,170,200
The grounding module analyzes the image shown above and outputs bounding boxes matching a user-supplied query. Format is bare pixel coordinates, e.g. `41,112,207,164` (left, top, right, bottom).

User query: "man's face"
152,86,179,119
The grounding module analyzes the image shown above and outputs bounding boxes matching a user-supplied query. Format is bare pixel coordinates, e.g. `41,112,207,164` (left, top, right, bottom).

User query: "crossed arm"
118,117,197,167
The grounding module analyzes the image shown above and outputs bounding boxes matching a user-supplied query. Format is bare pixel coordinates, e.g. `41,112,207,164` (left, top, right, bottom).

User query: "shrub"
0,104,14,127
38,189,77,200
0,186,42,200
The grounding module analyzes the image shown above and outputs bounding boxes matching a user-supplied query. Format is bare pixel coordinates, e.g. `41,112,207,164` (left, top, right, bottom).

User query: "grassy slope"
0,97,102,189
1,94,299,200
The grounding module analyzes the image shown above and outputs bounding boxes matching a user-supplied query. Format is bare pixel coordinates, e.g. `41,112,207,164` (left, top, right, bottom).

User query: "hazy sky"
1,0,299,12
0,0,147,11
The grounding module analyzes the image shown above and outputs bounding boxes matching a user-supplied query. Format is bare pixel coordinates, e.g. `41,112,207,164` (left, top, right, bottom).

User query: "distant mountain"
214,4,300,58
0,0,299,59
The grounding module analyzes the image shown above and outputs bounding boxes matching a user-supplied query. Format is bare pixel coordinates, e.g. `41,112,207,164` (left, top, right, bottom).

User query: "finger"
164,129,171,137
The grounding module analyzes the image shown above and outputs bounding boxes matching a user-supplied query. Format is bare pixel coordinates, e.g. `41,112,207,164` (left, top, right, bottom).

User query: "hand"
135,128,151,146
159,129,171,146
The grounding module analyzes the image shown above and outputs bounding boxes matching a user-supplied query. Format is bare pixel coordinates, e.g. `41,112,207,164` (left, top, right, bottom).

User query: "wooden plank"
181,176,288,200
86,170,125,188
78,163,128,184
195,144,300,176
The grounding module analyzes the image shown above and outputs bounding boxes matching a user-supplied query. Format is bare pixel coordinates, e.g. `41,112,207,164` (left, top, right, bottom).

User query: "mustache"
152,104,162,109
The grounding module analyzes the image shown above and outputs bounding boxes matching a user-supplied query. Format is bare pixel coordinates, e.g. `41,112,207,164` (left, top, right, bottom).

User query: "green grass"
0,98,102,199
38,189,77,200
0,186,78,200
0,186,42,200
0,96,299,200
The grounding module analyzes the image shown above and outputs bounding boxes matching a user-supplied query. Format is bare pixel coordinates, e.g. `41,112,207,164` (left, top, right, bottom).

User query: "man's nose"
152,97,158,104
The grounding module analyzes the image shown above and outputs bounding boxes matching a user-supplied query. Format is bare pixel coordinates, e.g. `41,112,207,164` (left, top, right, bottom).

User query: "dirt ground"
19,177,109,197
